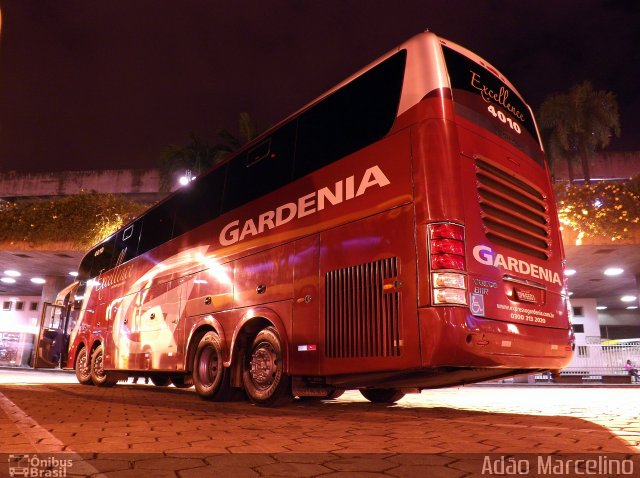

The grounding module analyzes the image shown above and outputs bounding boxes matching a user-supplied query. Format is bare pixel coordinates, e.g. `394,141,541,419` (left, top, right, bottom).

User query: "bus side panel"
409,116,465,309
318,204,419,376
183,263,234,317
290,235,321,376
233,242,295,308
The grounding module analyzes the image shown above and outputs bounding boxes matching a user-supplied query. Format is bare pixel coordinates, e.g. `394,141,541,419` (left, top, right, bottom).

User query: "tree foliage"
538,81,620,183
158,112,260,192
555,178,640,243
0,193,146,249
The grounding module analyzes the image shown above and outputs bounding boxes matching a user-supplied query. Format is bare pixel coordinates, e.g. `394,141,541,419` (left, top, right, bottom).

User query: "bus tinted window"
77,255,92,281
442,46,545,165
113,219,141,266
173,164,227,236
90,238,116,278
222,121,296,213
138,205,174,255
295,50,406,179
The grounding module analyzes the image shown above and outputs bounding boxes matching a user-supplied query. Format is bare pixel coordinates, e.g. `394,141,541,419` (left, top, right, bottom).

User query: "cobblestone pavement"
0,376,639,477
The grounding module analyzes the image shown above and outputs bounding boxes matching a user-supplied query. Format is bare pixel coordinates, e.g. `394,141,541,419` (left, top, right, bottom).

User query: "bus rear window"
442,46,545,166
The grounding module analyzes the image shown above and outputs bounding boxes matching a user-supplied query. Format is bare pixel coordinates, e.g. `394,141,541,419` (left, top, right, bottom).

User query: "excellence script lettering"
470,71,526,123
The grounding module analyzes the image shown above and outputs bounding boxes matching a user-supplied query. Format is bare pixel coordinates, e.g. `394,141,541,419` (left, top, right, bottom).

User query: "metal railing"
561,344,640,376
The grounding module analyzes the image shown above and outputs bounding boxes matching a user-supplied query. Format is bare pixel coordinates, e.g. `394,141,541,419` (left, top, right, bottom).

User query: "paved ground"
0,370,639,477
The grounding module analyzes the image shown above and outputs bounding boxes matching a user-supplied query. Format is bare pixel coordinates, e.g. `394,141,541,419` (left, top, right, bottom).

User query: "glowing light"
621,295,637,303
30,278,46,284
627,306,638,310
596,306,607,310
1,277,16,284
564,269,577,276
69,271,79,277
4,270,21,277
179,176,190,186
603,268,624,276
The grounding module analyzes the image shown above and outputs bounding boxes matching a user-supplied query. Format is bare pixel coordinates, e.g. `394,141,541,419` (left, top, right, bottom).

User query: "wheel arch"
184,315,227,372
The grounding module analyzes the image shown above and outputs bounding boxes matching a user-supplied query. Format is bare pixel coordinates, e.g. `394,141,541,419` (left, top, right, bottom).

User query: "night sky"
0,0,638,173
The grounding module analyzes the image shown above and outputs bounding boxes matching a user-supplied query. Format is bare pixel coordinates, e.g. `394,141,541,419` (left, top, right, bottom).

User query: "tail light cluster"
428,223,468,306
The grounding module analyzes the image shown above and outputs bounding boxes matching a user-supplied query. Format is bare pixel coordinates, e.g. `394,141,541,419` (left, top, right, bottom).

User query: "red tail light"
430,223,465,241
431,254,465,271
427,222,467,306
430,238,465,256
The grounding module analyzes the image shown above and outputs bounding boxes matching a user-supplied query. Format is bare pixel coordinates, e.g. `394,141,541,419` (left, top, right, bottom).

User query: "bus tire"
75,347,93,385
242,326,291,406
90,345,117,387
170,375,193,388
193,332,230,400
150,376,171,386
359,388,404,404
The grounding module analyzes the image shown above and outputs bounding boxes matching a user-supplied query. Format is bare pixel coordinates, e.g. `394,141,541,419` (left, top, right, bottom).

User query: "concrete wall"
0,295,41,367
569,298,602,345
0,295,42,334
553,151,640,181
0,169,161,198
599,309,640,340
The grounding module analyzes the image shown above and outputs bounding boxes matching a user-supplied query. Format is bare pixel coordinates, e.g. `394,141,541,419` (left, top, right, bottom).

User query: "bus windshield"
442,45,545,166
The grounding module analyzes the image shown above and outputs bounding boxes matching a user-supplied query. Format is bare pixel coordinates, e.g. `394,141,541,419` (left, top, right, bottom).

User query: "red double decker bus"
40,31,573,405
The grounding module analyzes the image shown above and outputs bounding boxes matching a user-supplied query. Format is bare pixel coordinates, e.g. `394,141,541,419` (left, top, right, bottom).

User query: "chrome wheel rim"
94,351,105,379
249,342,279,390
78,350,90,379
197,346,220,387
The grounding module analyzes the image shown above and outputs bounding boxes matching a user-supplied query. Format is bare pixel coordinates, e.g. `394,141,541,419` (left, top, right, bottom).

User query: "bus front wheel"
359,388,405,404
90,345,117,387
242,327,292,406
74,347,93,385
193,332,230,400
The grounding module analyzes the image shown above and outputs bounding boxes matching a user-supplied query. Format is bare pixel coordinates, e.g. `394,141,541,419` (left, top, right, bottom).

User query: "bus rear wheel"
192,332,231,400
75,347,92,385
359,388,405,404
242,327,291,406
90,345,117,387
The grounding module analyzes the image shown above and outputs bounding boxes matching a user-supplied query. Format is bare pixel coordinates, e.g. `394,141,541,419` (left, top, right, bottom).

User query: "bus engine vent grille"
325,257,401,359
475,159,550,260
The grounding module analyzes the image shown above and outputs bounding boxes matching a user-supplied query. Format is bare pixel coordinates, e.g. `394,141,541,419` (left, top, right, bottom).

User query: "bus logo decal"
219,165,391,246
472,245,561,286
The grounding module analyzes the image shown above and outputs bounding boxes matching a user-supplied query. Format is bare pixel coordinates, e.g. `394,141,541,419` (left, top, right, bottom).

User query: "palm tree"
210,112,260,164
538,82,620,183
158,113,260,192
158,134,215,192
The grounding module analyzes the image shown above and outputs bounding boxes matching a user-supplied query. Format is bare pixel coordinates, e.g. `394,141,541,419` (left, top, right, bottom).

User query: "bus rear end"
412,35,574,386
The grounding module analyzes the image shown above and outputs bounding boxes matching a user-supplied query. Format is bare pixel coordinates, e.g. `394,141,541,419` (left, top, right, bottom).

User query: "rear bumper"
418,306,575,370
326,307,574,389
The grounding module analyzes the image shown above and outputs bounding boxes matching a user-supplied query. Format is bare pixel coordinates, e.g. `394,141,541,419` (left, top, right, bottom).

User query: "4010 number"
487,105,522,134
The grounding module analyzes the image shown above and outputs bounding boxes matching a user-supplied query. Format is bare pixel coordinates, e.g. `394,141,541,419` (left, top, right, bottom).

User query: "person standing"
625,359,639,383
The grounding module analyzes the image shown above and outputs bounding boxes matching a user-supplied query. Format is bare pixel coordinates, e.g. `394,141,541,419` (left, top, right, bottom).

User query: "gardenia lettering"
219,165,390,246
473,245,562,286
